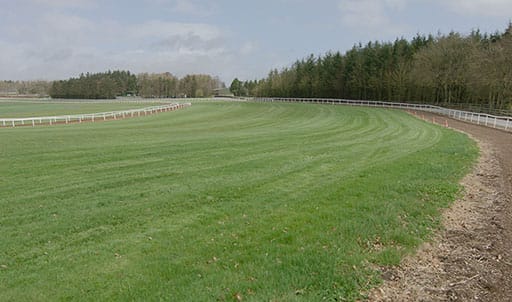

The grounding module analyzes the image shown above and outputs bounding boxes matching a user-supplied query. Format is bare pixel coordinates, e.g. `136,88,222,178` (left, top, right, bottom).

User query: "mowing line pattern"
0,101,476,301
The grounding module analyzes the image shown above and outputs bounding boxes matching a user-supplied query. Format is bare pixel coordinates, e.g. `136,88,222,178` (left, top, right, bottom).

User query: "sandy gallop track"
369,112,512,301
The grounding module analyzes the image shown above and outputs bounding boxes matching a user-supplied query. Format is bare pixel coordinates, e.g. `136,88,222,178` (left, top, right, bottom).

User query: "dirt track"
369,112,512,301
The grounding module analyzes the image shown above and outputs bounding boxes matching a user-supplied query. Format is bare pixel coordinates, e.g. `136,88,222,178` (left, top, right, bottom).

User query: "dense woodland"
48,71,224,99
49,71,137,99
234,25,512,113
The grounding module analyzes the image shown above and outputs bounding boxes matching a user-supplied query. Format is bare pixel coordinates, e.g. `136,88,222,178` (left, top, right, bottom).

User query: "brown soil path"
368,112,512,301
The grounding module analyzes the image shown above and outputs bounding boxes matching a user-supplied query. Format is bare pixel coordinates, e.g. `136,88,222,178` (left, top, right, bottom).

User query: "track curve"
370,111,512,301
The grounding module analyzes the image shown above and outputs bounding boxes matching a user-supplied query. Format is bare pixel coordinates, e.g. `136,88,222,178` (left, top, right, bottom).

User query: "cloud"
240,42,257,55
385,0,407,10
127,21,228,57
438,0,512,17
143,0,217,16
151,34,226,54
41,12,96,36
339,0,389,29
25,0,98,9
25,47,75,63
0,9,243,82
338,0,408,35
171,0,216,15
130,21,222,41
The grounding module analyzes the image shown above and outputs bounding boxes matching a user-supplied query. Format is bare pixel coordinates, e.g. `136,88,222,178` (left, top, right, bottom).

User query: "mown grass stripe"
0,101,476,301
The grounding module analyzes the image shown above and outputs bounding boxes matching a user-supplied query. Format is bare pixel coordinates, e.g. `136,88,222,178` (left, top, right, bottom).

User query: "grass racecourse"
0,100,477,301
0,100,159,118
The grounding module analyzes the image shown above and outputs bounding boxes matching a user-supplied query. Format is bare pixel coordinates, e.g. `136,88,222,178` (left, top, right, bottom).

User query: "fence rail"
0,103,191,128
250,97,512,132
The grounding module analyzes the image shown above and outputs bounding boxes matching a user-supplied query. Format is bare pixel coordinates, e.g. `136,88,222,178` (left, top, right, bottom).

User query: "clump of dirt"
367,114,512,301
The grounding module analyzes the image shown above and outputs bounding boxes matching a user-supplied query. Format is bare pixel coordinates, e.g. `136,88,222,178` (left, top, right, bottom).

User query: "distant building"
213,88,234,98
0,88,18,97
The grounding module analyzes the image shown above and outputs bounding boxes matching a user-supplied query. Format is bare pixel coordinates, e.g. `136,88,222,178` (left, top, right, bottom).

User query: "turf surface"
0,100,477,301
0,100,163,118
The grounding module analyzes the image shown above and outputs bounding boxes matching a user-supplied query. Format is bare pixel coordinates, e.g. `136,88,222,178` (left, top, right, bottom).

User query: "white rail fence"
0,103,191,128
251,97,512,132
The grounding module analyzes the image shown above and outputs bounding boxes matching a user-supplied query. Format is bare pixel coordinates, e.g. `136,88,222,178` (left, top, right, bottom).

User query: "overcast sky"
1,0,511,84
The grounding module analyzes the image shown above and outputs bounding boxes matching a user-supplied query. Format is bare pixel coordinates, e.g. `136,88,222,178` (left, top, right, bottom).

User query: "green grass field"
0,100,164,118
0,101,477,301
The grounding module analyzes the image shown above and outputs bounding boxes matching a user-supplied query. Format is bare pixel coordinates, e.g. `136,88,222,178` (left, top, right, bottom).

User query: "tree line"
48,71,224,99
233,25,512,113
0,80,52,97
50,70,137,99
137,73,224,98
